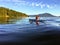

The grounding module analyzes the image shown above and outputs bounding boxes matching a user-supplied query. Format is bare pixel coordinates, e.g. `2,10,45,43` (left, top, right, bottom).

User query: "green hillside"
0,7,28,18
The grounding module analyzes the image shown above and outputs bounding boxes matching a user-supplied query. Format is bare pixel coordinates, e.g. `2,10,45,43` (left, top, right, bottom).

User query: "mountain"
0,7,28,18
29,13,55,17
38,13,55,17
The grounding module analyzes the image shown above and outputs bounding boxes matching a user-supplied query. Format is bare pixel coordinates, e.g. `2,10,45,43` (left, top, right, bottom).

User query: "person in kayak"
36,15,40,21
36,15,40,25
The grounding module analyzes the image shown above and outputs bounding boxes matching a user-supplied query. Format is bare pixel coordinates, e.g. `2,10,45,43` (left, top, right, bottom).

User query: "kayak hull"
29,19,45,22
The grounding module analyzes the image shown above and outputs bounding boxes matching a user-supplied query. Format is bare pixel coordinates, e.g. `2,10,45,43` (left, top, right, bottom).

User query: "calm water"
0,17,60,26
0,17,60,43
15,17,60,26
0,17,60,33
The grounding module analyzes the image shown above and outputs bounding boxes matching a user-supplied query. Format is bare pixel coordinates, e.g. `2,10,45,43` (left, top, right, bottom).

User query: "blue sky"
0,0,60,16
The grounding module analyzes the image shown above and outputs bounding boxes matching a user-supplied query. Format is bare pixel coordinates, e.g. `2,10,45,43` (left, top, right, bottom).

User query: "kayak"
29,19,45,23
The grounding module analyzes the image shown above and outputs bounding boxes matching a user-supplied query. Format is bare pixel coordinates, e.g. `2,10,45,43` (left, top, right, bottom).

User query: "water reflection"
36,21,39,25
29,20,39,25
0,17,23,24
1,17,60,26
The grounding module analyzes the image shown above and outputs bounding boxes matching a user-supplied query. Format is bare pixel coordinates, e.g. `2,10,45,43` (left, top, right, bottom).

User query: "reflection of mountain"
29,13,56,17
0,17,23,24
0,7,28,18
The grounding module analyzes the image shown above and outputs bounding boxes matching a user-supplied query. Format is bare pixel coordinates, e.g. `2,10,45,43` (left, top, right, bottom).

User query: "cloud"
0,0,29,6
29,2,56,9
13,0,29,7
46,4,57,9
39,3,45,8
29,2,46,8
46,4,53,8
0,0,57,9
11,0,29,5
31,3,35,6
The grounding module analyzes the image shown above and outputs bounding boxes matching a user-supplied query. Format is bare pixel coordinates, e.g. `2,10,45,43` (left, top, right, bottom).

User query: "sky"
0,0,60,16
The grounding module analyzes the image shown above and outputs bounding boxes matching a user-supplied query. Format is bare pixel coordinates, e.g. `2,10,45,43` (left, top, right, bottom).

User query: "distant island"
29,13,56,17
0,7,28,18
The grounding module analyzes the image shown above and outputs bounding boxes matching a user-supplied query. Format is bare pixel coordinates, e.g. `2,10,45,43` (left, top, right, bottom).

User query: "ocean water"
0,17,60,44
16,17,60,26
